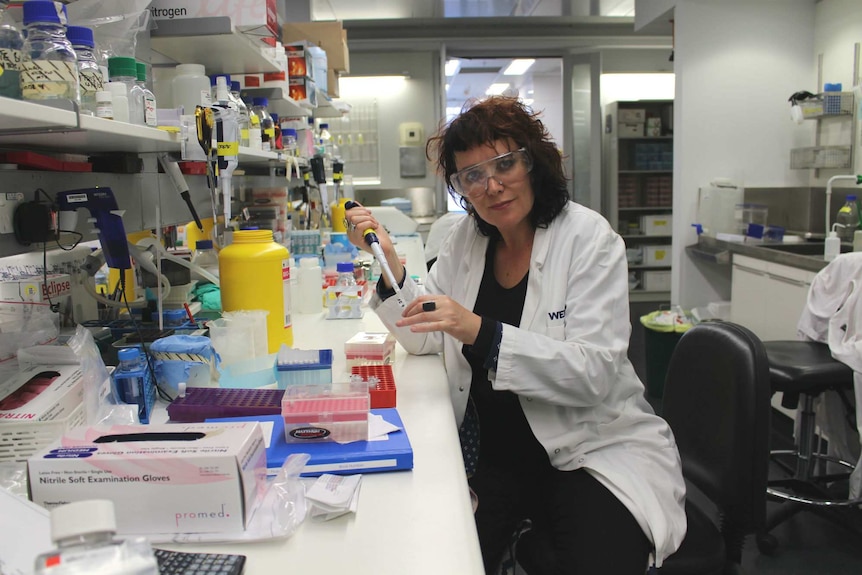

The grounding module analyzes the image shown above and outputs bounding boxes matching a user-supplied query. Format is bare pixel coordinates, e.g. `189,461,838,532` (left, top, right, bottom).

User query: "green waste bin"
639,310,692,399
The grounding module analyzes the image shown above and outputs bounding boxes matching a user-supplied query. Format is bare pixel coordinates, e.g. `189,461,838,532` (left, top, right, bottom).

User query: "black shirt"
463,240,550,471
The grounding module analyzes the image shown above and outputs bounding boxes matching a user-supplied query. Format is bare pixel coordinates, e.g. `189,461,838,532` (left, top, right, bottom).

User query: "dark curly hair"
426,96,569,238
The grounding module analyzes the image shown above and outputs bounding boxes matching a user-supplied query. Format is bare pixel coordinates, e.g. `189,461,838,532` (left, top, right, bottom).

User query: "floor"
646,390,862,574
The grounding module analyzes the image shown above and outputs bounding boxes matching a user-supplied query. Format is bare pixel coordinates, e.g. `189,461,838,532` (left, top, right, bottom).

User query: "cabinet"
729,254,815,341
604,100,674,302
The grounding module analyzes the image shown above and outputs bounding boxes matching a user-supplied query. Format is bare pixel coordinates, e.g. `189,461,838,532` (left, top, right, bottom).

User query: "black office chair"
754,340,860,554
659,321,771,575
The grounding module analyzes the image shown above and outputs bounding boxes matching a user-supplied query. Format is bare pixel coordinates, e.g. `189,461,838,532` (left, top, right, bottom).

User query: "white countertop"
158,311,483,575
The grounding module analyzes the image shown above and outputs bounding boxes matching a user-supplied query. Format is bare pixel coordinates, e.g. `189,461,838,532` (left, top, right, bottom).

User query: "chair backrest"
662,321,771,534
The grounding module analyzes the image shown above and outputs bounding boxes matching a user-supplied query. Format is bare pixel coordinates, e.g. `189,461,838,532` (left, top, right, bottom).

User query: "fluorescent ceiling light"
502,59,535,76
486,83,510,96
445,59,461,76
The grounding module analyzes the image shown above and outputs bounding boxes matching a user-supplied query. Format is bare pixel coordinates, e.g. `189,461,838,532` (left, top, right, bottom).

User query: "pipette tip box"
274,348,333,388
344,331,395,368
281,383,370,443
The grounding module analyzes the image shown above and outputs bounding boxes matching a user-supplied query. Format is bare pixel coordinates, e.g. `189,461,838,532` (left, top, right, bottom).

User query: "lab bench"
150,311,484,575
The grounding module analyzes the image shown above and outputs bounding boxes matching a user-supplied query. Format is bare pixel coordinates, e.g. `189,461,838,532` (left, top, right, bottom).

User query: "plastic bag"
640,305,693,333
66,325,138,426
66,0,153,58
152,453,311,543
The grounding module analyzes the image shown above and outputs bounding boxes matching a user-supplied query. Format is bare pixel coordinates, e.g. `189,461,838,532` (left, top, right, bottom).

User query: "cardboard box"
284,43,312,78
0,365,83,423
643,245,672,266
640,214,673,236
642,270,671,292
282,21,349,73
150,0,279,37
619,108,646,123
289,77,317,106
327,68,340,98
618,123,643,137
28,422,267,535
0,274,72,304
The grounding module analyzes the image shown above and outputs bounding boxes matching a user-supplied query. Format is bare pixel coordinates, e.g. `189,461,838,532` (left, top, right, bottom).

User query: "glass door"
564,52,602,211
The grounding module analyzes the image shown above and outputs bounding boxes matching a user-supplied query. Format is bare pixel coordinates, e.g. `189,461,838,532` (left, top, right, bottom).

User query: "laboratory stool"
756,340,862,555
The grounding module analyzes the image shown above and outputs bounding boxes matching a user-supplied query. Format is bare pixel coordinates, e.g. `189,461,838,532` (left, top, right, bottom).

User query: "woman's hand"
397,295,483,346
343,202,403,289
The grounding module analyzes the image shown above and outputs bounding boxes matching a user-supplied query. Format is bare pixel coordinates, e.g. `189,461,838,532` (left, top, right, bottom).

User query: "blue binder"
210,408,413,477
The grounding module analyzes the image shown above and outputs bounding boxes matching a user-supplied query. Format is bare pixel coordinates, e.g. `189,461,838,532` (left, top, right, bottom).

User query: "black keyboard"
153,547,246,575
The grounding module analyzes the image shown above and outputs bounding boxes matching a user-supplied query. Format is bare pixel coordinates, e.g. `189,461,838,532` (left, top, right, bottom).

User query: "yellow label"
217,141,239,155
265,128,275,140
241,128,249,141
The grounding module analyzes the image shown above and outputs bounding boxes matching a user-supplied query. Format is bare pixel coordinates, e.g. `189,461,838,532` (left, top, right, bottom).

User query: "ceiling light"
445,59,461,76
485,83,510,96
502,59,535,76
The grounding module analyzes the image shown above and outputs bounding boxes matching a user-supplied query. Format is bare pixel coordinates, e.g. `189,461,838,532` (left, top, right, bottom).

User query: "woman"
344,96,686,573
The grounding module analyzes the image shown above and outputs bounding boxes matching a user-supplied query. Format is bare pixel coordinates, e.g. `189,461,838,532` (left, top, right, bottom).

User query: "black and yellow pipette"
344,201,406,308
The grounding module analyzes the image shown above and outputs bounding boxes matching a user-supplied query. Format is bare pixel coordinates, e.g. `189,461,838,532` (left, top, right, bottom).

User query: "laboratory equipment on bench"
57,188,131,272
344,201,406,308
113,347,156,424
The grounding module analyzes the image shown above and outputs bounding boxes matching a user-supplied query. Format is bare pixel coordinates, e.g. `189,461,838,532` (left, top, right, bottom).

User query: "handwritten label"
20,60,77,99
79,70,103,94
0,48,22,72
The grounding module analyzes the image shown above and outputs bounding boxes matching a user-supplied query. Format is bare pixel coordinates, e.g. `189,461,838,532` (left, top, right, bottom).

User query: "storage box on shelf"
790,88,855,172
605,99,674,301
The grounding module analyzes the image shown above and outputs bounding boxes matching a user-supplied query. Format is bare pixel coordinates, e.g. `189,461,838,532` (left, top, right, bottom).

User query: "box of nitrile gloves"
28,422,267,535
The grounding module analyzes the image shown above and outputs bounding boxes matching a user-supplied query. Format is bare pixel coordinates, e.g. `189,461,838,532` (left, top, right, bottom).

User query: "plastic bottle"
191,239,219,282
135,61,157,127
247,96,262,150
34,500,158,575
297,256,323,314
66,26,102,116
172,63,210,115
230,80,250,147
95,90,112,118
20,0,79,104
106,81,129,122
251,97,275,152
108,56,141,124
0,0,24,99
219,230,293,351
825,228,841,262
283,128,298,155
835,194,860,243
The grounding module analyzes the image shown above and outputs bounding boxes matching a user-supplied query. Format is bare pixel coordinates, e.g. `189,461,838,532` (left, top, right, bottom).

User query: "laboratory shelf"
621,235,673,241
0,96,181,153
238,147,281,164
150,29,282,75
240,84,309,117
314,91,352,118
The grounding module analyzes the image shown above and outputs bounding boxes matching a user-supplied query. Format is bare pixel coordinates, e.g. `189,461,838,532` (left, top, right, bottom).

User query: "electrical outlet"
0,192,24,234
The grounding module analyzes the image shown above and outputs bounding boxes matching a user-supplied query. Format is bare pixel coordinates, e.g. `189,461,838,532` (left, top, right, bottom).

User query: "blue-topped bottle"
66,25,102,115
0,0,24,99
20,0,79,104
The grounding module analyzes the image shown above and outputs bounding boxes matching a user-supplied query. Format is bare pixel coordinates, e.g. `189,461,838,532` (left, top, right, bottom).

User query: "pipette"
344,201,406,308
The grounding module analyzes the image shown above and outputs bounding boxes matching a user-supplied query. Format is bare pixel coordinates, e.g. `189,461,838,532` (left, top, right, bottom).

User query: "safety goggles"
451,148,533,198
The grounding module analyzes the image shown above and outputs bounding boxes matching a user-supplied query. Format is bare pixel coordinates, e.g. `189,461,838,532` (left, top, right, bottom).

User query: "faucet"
824,174,862,244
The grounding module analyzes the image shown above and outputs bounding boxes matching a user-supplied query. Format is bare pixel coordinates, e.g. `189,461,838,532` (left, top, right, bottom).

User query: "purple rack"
167,387,285,423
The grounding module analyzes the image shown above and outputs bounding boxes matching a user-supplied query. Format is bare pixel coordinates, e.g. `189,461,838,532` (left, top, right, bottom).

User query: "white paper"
0,487,53,575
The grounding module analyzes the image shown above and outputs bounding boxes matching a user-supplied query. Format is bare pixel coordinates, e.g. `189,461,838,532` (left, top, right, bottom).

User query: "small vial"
34,499,158,575
95,90,113,119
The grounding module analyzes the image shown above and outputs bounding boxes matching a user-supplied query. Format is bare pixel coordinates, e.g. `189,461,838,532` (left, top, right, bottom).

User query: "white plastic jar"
106,81,128,122
172,63,210,115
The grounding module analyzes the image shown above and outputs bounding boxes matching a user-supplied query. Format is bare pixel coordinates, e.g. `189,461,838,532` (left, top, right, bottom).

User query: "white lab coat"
370,201,687,566
797,252,862,498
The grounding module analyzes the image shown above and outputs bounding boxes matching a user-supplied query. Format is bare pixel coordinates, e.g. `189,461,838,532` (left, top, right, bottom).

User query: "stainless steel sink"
759,242,851,256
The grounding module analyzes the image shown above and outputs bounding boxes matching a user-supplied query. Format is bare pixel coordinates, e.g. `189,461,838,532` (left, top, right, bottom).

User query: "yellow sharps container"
219,230,293,352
